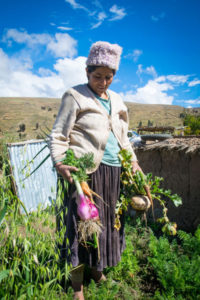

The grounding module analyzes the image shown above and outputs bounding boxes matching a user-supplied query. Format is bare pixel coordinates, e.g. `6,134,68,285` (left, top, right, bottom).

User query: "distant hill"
0,97,199,141
0,97,60,141
126,102,184,129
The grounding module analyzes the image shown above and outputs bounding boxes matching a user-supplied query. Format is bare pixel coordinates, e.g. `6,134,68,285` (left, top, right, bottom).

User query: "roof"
137,137,200,155
7,139,57,213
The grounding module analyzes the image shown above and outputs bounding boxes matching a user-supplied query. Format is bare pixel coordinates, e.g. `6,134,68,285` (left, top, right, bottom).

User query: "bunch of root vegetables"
62,150,103,259
61,148,183,261
116,149,182,235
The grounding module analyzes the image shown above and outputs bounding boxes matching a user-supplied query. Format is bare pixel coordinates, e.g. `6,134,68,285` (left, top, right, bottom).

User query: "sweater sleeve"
49,92,79,165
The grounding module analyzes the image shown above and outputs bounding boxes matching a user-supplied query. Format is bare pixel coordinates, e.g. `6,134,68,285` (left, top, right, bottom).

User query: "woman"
50,41,142,300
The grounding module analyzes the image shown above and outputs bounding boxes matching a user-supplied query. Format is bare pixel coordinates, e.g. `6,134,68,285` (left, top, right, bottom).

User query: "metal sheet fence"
7,140,57,213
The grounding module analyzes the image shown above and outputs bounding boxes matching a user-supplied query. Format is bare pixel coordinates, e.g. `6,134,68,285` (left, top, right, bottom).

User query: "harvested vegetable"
81,181,102,203
130,195,151,211
116,149,182,235
74,178,99,220
62,149,103,258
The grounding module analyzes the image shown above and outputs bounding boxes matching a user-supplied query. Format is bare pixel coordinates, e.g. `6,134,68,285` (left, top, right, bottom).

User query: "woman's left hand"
131,161,143,174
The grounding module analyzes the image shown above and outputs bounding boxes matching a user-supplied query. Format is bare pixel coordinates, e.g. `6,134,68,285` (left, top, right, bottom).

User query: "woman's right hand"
55,162,78,183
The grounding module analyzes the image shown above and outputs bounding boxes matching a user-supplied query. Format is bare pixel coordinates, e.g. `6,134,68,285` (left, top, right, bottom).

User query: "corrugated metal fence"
7,140,57,213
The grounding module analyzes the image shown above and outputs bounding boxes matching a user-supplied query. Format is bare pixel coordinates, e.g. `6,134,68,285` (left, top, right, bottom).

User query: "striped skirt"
57,163,125,271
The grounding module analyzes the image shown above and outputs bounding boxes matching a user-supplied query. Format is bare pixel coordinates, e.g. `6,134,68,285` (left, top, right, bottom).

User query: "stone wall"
135,139,200,232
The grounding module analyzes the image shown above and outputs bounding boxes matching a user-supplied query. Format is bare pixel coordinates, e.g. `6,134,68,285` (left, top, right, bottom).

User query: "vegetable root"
81,181,102,203
144,184,155,220
77,219,103,261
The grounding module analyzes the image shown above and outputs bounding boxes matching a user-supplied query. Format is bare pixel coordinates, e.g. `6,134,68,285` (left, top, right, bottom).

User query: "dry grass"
0,97,60,140
1,97,199,140
78,219,103,244
126,102,185,129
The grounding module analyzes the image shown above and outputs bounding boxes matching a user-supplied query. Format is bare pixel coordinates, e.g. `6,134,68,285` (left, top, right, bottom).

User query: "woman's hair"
87,65,116,76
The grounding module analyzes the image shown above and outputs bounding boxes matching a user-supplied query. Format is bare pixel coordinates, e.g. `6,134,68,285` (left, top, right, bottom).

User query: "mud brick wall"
135,143,200,232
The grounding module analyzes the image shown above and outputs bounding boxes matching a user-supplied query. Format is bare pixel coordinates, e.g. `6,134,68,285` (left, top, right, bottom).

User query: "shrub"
18,123,26,132
183,114,200,135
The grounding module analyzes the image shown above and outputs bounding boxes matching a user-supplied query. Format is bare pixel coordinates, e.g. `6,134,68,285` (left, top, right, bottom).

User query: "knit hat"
86,41,122,71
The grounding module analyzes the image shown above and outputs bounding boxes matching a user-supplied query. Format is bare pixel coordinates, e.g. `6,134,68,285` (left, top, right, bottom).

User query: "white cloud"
151,16,159,22
137,64,157,78
113,78,121,84
166,75,189,84
0,48,12,80
155,76,166,83
60,2,126,30
125,49,143,62
151,12,165,22
128,72,191,105
183,98,200,105
3,29,77,58
120,79,174,105
145,66,157,77
54,56,87,87
109,5,126,21
133,49,142,62
155,74,189,85
3,29,50,47
188,79,200,87
0,47,87,98
38,68,54,76
185,100,196,104
98,12,107,21
0,29,85,97
65,0,89,12
47,33,77,57
91,21,102,29
1,27,197,107
57,26,73,31
92,0,103,9
91,11,107,29
0,48,33,77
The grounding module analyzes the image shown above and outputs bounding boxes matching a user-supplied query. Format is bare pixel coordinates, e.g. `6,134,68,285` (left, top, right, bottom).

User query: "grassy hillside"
0,97,60,140
1,97,198,141
126,102,184,129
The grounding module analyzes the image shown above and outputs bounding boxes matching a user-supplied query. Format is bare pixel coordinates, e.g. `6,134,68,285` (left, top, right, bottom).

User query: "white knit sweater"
50,84,137,173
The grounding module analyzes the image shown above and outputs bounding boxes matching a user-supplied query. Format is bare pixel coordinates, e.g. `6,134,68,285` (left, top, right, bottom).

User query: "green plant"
1,138,198,299
0,159,70,299
116,149,182,235
1,182,199,299
148,227,200,299
183,114,200,135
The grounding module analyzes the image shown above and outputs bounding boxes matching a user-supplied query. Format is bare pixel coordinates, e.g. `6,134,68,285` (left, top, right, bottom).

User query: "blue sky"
0,0,200,107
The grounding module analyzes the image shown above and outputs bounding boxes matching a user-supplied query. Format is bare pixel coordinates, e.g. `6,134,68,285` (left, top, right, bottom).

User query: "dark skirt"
57,163,126,271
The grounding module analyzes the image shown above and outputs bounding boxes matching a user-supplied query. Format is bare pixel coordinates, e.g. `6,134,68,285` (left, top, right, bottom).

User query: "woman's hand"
55,162,78,183
131,161,143,174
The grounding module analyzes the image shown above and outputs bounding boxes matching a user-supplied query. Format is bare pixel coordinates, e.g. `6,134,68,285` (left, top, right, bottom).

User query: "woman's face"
86,66,114,97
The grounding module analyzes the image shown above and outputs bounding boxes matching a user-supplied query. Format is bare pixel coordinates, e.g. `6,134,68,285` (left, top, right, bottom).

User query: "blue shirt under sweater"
95,94,121,167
